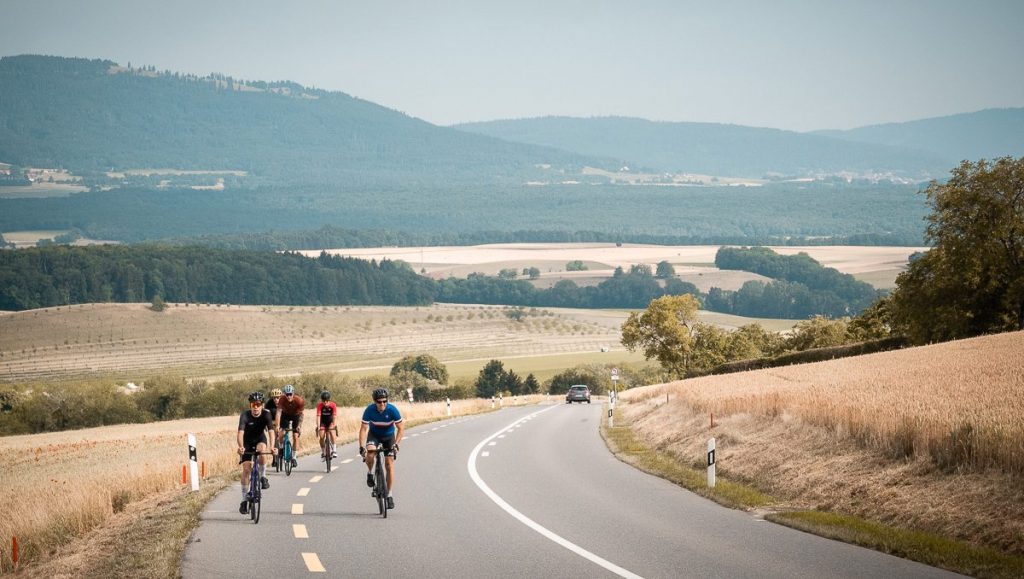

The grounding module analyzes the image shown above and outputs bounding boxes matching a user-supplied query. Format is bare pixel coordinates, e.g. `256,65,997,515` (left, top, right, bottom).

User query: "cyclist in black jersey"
237,391,277,514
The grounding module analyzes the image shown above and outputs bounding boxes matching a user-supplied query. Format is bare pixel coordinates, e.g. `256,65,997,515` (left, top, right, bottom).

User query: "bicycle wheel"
325,446,332,472
251,495,261,524
375,455,388,518
284,439,293,476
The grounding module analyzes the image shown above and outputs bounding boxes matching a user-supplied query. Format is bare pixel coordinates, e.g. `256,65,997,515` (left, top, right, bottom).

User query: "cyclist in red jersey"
316,391,338,460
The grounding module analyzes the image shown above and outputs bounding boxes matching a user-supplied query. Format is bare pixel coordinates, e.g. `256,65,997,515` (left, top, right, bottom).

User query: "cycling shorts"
239,433,268,464
366,433,396,455
280,414,302,432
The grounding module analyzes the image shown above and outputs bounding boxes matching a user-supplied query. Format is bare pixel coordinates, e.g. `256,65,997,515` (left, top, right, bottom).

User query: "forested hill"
813,108,1024,164
0,55,611,186
453,116,950,179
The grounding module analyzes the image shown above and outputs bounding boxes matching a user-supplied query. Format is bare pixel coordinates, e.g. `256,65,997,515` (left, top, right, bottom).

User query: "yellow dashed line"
293,524,309,538
302,552,326,572
309,475,323,483
297,487,310,497
292,503,304,515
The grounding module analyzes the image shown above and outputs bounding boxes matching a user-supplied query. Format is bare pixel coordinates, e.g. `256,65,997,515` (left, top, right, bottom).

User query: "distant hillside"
814,108,1024,164
0,55,609,186
453,116,949,179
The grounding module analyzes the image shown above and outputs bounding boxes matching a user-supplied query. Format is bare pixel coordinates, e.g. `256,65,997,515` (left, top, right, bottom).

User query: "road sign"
707,438,716,488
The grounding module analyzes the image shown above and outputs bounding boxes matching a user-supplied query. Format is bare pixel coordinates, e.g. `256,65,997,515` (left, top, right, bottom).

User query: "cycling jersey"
317,401,337,428
265,397,279,417
237,409,274,448
277,394,305,416
361,402,402,438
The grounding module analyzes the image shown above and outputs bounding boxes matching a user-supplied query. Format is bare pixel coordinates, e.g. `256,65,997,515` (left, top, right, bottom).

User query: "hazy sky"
2,0,1022,131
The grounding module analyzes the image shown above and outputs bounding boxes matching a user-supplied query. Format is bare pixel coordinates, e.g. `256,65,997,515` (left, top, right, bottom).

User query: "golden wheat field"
0,397,535,572
626,330,1024,474
618,330,1024,553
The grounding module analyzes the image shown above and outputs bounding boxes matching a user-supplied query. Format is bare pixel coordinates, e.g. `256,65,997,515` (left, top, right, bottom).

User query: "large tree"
890,157,1024,343
390,353,449,385
620,294,701,378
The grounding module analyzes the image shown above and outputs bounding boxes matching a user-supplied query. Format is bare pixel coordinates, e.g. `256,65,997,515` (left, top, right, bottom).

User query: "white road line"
467,405,643,579
293,524,309,538
481,451,490,457
498,434,506,438
331,466,338,472
292,503,304,515
309,475,323,483
302,552,326,572
297,487,310,497
341,458,354,464
487,441,497,446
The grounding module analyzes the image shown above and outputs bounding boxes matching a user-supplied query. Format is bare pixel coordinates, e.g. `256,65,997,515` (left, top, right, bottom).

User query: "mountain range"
0,54,1020,245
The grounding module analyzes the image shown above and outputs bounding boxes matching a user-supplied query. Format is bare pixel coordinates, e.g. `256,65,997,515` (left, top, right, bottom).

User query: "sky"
2,0,1023,131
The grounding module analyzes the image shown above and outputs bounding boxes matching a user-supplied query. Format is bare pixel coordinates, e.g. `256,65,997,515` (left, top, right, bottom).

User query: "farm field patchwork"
303,243,925,290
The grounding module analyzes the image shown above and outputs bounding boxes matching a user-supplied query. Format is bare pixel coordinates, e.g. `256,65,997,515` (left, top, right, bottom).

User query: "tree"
523,373,540,394
785,316,849,351
889,157,1024,343
475,360,506,398
523,267,541,279
655,260,675,279
390,353,449,385
150,294,167,312
498,268,518,279
566,260,588,271
689,322,729,373
620,294,701,378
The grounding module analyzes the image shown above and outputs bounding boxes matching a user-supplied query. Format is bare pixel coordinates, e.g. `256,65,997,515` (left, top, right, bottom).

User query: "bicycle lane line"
467,404,644,579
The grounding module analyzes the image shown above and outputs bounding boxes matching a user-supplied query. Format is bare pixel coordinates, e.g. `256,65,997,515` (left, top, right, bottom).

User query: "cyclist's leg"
329,426,337,456
255,440,270,488
383,439,396,492
293,420,301,453
318,426,326,457
364,436,379,486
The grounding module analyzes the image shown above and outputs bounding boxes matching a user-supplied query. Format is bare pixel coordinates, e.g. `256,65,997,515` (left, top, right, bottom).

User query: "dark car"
565,385,591,404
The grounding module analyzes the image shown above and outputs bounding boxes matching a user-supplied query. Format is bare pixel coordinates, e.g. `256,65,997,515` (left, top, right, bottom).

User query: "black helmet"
372,388,389,402
320,390,331,401
248,391,265,403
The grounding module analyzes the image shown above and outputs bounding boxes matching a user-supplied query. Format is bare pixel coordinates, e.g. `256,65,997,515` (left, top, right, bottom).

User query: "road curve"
182,402,961,578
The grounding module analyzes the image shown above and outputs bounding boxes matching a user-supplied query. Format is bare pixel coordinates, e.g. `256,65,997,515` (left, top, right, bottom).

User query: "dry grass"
0,397,536,573
618,331,1024,556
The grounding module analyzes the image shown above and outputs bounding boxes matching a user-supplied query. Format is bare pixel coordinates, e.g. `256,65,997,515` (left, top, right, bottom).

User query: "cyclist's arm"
236,428,245,453
316,402,323,423
394,419,404,448
358,421,368,449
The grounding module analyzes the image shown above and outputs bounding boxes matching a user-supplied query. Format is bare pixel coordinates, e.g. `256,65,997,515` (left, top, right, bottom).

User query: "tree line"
0,244,434,311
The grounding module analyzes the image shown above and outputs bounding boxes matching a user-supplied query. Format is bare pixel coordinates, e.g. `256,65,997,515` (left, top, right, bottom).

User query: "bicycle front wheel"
284,444,293,476
375,457,388,518
251,496,261,524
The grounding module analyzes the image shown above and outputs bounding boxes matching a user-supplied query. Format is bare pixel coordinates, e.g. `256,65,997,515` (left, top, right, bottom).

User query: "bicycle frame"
369,444,395,518
282,422,294,476
244,450,271,524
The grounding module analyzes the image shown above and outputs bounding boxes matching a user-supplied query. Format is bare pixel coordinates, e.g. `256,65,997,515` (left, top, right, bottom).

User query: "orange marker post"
12,536,18,567
181,465,186,484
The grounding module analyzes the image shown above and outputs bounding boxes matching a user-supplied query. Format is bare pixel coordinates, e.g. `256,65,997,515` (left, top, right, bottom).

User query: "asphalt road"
182,402,961,578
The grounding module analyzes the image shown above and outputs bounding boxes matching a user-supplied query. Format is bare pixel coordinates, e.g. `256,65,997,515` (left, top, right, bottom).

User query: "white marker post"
187,433,200,491
446,397,452,417
491,396,495,409
499,393,503,407
407,387,414,404
707,438,716,488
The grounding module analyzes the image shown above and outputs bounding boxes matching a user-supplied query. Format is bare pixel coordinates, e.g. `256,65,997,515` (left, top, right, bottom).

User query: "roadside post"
407,387,414,404
446,397,451,417
491,396,495,409
499,393,503,407
609,367,619,427
187,433,199,491
707,438,716,488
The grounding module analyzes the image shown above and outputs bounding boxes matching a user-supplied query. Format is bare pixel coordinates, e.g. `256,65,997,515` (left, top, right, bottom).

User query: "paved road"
182,402,961,578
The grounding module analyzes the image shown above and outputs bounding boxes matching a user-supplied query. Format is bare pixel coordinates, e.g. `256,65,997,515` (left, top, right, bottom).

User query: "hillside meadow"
0,396,544,573
618,330,1024,556
0,302,776,385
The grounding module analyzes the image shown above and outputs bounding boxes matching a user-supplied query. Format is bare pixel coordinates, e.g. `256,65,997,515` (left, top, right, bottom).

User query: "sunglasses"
375,399,387,404
250,402,263,407
285,393,294,397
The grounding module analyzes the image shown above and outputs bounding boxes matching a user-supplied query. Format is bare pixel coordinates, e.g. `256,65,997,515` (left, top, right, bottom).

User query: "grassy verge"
600,405,772,509
769,511,1024,579
600,404,1024,579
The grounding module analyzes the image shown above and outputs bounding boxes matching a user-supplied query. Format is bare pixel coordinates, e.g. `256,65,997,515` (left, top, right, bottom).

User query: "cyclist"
358,387,403,509
275,384,305,467
237,391,277,514
316,390,338,460
266,387,283,468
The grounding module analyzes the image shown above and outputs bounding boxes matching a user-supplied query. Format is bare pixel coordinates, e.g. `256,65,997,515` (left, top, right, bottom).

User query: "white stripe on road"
302,552,325,572
297,487,310,497
292,503,304,515
341,458,354,464
331,466,338,472
467,405,643,579
309,475,323,483
481,451,490,457
293,524,309,538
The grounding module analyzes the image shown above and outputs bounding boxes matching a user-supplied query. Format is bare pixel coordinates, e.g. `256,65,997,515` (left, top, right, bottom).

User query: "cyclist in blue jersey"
358,387,404,509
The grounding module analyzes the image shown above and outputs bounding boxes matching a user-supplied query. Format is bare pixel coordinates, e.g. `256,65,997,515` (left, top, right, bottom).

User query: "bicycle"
243,450,273,524
320,426,337,473
281,422,295,476
369,444,396,518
